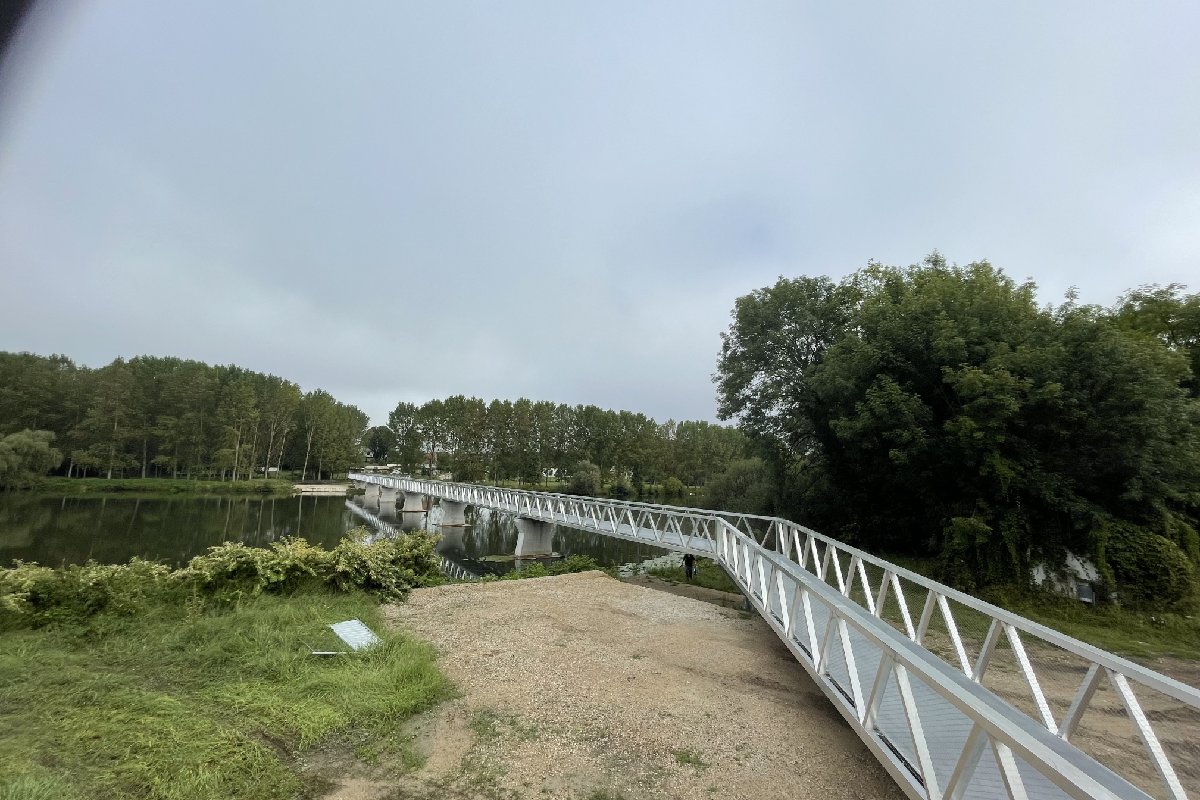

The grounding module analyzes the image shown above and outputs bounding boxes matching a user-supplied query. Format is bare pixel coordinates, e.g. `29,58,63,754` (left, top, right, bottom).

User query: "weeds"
0,591,451,800
646,558,741,594
672,749,709,769
1,530,445,630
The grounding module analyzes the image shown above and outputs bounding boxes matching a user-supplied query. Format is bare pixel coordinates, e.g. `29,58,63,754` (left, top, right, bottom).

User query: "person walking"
683,553,696,581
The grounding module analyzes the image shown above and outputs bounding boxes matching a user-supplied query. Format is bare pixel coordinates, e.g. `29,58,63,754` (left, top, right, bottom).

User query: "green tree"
387,402,424,473
703,458,776,515
0,430,62,488
70,359,135,479
663,476,684,498
716,256,1200,596
364,426,396,464
716,274,859,456
1111,284,1200,396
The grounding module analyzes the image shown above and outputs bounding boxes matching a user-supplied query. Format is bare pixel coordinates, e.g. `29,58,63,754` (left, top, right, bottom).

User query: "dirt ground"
301,571,1200,800
943,632,1200,798
308,571,906,800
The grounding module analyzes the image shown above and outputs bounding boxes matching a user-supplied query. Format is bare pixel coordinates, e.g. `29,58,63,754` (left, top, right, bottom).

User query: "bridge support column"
514,517,554,557
440,500,467,526
401,491,426,512
379,486,398,506
363,484,380,502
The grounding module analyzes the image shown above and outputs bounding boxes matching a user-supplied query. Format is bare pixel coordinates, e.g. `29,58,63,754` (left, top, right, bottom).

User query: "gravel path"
372,571,905,800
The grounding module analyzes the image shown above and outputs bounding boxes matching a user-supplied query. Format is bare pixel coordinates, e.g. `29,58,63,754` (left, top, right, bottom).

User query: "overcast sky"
1,1,1197,426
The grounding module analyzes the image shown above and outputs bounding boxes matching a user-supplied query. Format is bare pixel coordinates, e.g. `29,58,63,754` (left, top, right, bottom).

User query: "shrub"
663,477,684,498
499,554,601,581
1102,523,1196,608
607,476,631,500
0,559,173,628
327,531,444,600
0,530,447,629
176,537,332,601
567,460,601,496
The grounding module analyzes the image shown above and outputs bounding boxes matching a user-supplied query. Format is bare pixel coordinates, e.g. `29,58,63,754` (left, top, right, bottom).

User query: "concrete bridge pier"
363,484,381,503
515,517,554,557
379,486,398,507
440,499,467,526
401,491,426,512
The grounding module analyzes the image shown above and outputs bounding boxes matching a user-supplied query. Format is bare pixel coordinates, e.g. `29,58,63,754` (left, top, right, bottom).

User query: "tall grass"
645,558,742,594
0,591,451,800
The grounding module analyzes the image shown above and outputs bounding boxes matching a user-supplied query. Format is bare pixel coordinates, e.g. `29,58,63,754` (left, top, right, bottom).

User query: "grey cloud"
2,1,1198,426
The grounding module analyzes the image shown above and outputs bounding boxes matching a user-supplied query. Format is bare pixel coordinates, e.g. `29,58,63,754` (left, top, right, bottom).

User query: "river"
0,492,671,576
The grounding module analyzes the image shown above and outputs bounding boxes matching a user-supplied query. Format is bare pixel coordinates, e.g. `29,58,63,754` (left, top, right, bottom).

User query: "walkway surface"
315,572,906,800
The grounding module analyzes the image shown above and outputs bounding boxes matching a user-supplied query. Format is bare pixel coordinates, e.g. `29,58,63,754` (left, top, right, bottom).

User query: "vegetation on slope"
716,256,1200,607
0,530,451,800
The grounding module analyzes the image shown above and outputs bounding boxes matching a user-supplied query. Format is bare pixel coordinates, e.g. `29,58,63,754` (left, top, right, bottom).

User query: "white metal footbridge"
348,472,1199,800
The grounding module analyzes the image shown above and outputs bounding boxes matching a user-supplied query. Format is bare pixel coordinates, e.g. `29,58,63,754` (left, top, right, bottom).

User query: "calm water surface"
0,493,669,576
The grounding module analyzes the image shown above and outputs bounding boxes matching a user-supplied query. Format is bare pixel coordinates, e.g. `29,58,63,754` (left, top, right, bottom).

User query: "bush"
178,537,332,601
1102,523,1196,608
499,554,602,581
327,531,444,599
567,460,601,496
663,477,684,498
0,559,175,627
607,475,631,500
937,514,1026,591
0,530,447,629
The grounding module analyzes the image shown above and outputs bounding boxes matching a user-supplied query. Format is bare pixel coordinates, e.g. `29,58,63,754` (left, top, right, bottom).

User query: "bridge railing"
350,473,1199,799
764,518,1198,800
720,522,1150,800
362,475,726,554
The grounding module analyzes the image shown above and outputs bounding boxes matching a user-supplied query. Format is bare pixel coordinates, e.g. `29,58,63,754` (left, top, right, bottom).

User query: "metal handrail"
350,472,1198,800
720,523,1144,799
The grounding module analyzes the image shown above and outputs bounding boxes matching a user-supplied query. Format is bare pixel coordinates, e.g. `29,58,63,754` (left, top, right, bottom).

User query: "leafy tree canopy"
0,430,62,488
716,255,1200,602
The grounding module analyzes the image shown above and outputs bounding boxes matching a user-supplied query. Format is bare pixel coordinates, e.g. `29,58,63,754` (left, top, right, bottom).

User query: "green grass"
0,591,451,800
27,477,298,497
870,553,1200,661
982,587,1200,661
672,749,709,769
646,558,742,594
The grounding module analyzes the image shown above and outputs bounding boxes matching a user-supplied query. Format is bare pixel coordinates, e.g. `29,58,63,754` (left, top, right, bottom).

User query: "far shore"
11,476,319,497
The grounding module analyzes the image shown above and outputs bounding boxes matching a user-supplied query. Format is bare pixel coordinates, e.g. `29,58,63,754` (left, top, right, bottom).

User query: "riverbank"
0,532,453,799
21,477,300,496
0,591,450,800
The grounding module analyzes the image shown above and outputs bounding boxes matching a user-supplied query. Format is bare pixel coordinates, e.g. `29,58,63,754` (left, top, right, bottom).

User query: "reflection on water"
0,493,671,575
0,493,356,567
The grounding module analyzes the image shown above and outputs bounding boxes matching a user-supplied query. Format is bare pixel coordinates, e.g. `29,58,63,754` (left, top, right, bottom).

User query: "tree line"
716,255,1200,604
0,352,751,498
371,398,748,496
0,354,368,481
